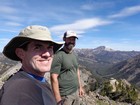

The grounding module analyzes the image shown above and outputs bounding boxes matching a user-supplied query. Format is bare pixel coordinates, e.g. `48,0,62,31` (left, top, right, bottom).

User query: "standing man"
0,25,64,105
51,31,84,105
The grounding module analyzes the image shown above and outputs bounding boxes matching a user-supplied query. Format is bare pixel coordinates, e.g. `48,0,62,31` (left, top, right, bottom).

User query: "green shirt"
51,49,79,96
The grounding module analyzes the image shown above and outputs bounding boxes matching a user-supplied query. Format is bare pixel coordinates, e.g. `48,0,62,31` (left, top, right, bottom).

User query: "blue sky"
0,0,140,52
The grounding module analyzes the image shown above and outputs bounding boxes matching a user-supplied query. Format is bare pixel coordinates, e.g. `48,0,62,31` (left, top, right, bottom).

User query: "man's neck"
63,46,73,53
21,66,45,77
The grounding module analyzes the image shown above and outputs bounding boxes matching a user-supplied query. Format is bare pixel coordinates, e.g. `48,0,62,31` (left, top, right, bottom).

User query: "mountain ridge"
0,46,140,104
74,46,140,76
103,54,140,88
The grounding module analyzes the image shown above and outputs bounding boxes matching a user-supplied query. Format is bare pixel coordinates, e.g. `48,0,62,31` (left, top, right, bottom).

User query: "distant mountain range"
0,46,140,104
1,46,140,87
74,46,140,87
103,54,140,88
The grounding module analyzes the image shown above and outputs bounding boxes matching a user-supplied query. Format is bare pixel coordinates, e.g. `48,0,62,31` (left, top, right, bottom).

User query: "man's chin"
38,67,51,73
68,44,74,50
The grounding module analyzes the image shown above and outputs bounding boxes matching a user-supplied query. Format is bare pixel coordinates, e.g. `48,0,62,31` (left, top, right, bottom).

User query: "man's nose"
41,49,53,57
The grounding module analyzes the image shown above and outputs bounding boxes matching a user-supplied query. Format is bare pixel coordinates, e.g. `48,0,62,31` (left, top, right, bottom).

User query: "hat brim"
66,36,78,39
3,37,63,61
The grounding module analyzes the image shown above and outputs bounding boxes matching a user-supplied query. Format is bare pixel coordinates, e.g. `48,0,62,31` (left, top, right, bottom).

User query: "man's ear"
63,37,66,41
15,48,25,60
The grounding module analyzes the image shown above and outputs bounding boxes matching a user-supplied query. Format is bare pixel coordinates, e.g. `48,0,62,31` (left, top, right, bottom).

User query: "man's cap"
63,31,78,39
3,25,64,61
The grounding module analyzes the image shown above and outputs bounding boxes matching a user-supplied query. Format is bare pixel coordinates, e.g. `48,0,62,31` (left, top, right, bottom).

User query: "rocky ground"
0,63,139,105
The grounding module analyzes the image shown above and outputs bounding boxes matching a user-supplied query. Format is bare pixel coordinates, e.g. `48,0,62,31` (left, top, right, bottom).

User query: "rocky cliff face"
74,46,140,83
0,53,17,75
0,62,137,105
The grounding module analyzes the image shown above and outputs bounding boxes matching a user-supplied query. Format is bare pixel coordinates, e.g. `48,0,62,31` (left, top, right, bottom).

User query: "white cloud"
50,18,112,32
0,5,23,27
0,29,18,33
81,4,93,10
50,18,112,40
0,6,17,14
4,15,23,22
5,22,22,27
109,5,140,18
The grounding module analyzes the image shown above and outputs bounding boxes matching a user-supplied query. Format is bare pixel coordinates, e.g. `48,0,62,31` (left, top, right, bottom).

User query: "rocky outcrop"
106,54,140,88
97,78,140,104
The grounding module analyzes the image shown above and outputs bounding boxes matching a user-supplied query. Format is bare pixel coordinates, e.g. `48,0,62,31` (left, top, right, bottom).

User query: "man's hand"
79,87,85,97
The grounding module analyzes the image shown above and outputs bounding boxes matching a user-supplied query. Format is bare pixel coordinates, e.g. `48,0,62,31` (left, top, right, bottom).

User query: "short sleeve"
51,53,62,74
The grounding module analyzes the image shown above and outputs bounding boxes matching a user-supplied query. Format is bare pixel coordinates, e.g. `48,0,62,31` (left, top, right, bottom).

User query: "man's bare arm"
77,68,84,97
51,74,62,102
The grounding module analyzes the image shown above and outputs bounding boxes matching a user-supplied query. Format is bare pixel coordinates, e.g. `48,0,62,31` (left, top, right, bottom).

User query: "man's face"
64,37,76,51
16,40,54,76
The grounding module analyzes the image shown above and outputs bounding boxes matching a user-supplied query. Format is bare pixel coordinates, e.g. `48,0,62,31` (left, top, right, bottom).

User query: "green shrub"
99,79,138,104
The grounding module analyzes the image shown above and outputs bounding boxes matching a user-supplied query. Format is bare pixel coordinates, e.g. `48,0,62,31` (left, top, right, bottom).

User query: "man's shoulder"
54,49,65,56
3,72,40,93
4,72,33,86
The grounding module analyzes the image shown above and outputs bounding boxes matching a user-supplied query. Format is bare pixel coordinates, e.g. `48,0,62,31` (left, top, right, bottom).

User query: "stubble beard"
66,43,75,52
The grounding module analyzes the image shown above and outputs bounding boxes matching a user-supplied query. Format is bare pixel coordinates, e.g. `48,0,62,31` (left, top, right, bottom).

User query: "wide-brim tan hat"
3,25,64,61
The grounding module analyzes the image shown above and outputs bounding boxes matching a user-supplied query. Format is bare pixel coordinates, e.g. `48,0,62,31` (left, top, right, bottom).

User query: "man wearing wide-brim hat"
0,25,64,105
